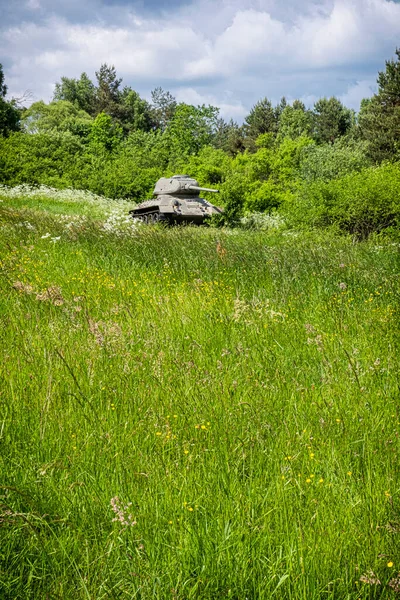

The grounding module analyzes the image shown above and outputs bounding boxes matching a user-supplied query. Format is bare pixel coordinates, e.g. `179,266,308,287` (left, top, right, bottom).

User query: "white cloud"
26,0,41,9
339,78,377,109
1,0,400,118
175,87,248,120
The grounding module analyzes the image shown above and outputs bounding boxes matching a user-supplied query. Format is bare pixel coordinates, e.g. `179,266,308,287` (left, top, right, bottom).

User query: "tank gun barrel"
186,184,219,193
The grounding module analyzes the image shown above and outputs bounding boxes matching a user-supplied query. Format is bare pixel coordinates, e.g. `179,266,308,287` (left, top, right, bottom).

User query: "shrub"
284,162,400,238
299,139,370,182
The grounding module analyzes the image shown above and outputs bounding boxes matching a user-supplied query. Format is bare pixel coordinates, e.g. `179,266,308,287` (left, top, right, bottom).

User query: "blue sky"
1,0,400,120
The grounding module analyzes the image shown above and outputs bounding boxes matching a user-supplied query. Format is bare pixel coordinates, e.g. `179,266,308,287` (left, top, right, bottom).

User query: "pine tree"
359,48,400,162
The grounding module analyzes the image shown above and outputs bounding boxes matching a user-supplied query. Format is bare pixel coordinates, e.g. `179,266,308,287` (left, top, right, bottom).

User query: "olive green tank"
129,175,223,224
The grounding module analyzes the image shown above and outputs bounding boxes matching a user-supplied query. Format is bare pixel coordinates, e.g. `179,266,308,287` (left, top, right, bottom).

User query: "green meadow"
1,189,399,599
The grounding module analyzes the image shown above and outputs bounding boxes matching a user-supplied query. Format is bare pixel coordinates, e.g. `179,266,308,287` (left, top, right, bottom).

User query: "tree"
0,64,20,136
163,103,220,160
0,65,7,98
299,138,370,182
277,102,313,141
150,87,177,131
120,88,154,133
313,97,353,144
53,72,96,115
244,97,278,148
21,100,92,138
88,112,123,152
213,118,245,155
359,48,400,162
274,96,288,122
95,64,123,119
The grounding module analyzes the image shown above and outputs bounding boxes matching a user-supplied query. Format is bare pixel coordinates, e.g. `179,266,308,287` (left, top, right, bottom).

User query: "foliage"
0,63,20,136
162,103,220,162
121,88,154,133
0,131,87,188
150,87,177,131
312,97,354,144
277,102,313,141
53,72,96,115
243,97,278,149
299,138,370,182
359,48,400,163
285,162,400,238
94,63,123,119
88,112,123,152
21,100,93,137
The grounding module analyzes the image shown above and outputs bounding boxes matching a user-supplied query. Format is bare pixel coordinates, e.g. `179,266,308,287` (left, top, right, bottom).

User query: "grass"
0,188,399,599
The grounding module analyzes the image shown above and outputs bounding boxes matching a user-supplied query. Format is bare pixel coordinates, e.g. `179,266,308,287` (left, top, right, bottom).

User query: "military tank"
129,175,223,225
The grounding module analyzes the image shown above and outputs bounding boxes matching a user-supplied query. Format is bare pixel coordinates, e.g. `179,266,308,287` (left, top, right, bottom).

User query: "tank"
129,175,223,224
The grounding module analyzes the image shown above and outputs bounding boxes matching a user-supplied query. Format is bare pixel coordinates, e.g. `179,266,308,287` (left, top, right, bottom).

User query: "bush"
299,139,370,182
284,162,400,238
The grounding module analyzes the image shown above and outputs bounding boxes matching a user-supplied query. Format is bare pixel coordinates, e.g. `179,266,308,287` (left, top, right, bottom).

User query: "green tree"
163,103,220,163
313,97,353,144
95,64,123,119
150,87,177,131
213,118,245,155
277,102,313,141
0,130,86,187
88,112,122,152
244,97,277,149
0,64,20,136
120,88,154,133
359,48,400,162
299,138,370,182
21,100,93,138
53,72,96,115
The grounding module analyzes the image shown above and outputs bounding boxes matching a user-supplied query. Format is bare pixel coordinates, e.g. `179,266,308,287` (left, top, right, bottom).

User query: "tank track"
129,210,169,224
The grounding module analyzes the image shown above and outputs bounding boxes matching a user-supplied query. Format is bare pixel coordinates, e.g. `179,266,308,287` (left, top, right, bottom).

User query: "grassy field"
1,187,399,599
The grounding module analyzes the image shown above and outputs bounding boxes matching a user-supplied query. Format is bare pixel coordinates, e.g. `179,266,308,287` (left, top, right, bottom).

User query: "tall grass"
1,191,399,599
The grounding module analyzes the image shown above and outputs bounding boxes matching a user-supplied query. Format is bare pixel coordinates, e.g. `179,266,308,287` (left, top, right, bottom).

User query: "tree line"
1,50,400,235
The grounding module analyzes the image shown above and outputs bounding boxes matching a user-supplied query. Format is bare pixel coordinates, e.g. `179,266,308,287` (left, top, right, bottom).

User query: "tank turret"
154,175,219,196
129,175,223,225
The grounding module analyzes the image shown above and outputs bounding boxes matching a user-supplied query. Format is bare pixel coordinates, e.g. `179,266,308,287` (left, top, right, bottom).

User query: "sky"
1,0,400,121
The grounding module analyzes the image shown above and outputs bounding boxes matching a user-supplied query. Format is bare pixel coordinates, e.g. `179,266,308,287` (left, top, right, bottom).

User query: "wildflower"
12,281,33,294
347,471,352,476
184,450,189,455
360,571,381,585
388,562,394,568
110,496,136,527
306,478,311,483
318,478,324,484
156,432,162,436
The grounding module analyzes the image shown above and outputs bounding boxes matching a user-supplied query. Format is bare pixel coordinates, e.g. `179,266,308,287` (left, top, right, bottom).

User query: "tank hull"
129,195,223,225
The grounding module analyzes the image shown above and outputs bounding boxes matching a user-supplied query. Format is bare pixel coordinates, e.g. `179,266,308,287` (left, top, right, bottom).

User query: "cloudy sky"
1,0,400,120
